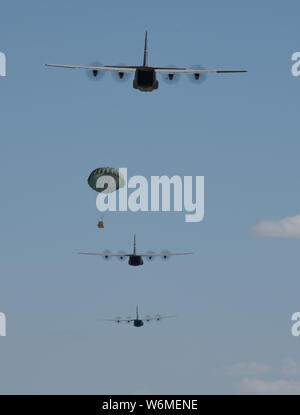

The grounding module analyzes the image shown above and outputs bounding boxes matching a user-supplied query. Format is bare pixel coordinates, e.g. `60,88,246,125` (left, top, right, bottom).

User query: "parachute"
88,167,125,229
88,167,125,194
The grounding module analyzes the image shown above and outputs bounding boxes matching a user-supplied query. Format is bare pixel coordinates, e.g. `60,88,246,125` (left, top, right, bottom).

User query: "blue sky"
0,0,300,394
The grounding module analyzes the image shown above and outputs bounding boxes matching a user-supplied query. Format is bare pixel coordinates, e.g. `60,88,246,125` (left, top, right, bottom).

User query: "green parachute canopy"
88,167,125,193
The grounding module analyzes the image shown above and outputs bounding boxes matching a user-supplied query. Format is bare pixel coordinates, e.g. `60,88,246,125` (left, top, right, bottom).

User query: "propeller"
114,316,122,323
145,251,156,261
187,64,208,85
118,251,127,262
161,250,170,261
154,314,162,321
161,65,181,85
102,250,112,261
86,61,105,81
145,315,152,322
125,317,132,323
111,63,131,83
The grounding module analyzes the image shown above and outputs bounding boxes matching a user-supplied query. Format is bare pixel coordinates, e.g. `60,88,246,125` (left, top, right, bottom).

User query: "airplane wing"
45,64,137,73
155,68,247,74
78,252,130,257
102,318,134,323
143,314,177,322
45,64,246,74
140,252,193,257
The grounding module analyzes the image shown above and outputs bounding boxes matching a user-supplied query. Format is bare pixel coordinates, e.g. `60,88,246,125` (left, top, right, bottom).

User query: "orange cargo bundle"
97,221,104,229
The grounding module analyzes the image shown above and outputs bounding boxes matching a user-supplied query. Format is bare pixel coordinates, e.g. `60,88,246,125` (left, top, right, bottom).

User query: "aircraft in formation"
53,32,245,326
102,306,176,328
78,235,193,267
45,31,247,92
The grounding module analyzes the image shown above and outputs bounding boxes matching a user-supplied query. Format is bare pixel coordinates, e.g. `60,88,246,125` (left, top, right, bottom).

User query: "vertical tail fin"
133,234,136,255
143,31,148,67
136,305,139,320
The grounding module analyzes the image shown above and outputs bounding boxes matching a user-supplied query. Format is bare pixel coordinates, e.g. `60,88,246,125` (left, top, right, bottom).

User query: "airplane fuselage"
128,254,144,266
133,67,158,92
133,319,144,327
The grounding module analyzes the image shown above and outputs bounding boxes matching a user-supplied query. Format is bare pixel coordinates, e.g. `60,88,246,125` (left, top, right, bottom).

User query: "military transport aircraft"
45,31,247,92
102,306,176,328
78,235,192,266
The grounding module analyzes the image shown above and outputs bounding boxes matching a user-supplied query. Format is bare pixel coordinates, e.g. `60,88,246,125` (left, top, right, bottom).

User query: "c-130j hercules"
78,235,193,267
102,306,176,328
45,31,247,92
